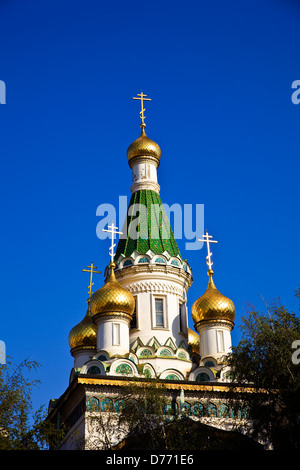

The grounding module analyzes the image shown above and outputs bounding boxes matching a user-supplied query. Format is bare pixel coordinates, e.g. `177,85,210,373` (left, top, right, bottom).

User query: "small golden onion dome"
188,327,200,355
90,261,135,320
68,301,97,352
191,269,235,328
127,126,161,168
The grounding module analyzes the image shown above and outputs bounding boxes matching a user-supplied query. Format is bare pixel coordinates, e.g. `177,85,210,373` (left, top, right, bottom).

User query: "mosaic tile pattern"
115,189,181,259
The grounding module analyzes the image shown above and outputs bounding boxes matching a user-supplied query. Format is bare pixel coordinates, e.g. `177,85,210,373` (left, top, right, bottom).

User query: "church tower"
68,262,100,369
47,95,247,451
191,268,235,361
65,93,238,383
90,259,135,357
190,231,235,382
113,92,193,380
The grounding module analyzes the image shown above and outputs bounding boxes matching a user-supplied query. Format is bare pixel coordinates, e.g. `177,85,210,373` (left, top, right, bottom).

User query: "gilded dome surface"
90,262,135,319
188,327,200,354
68,303,97,351
191,270,235,327
127,127,161,166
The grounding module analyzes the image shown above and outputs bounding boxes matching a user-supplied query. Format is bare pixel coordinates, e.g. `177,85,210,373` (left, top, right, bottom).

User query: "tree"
113,378,262,451
78,398,128,450
118,378,170,450
0,358,65,449
226,293,300,449
74,378,170,450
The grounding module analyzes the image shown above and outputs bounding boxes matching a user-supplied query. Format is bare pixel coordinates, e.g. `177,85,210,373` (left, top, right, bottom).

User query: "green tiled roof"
115,189,181,260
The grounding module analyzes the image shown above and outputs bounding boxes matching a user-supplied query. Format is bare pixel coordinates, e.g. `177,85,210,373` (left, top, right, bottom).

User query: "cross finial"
198,231,218,272
133,92,151,128
102,222,123,263
82,262,101,298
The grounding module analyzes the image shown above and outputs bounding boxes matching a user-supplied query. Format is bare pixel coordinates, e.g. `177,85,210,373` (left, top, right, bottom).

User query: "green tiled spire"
115,189,181,260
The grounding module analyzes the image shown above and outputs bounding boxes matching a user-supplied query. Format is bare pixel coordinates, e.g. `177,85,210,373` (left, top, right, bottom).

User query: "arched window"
159,348,172,357
178,351,188,360
97,355,107,362
115,363,133,375
171,259,179,266
155,257,166,264
123,259,133,267
204,361,214,367
87,365,101,375
138,257,149,264
196,372,210,382
139,348,153,357
165,374,180,380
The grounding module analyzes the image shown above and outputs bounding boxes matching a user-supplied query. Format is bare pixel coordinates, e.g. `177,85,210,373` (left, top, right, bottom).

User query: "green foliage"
226,295,300,449
117,379,260,450
118,378,170,450
114,379,261,450
0,358,65,449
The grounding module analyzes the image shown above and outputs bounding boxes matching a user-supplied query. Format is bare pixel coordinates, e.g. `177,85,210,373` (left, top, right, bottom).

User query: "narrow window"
131,297,137,329
112,323,120,345
217,330,225,352
155,298,164,327
179,303,187,333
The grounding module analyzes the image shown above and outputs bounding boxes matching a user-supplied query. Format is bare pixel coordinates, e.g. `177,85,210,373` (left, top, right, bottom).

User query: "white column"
72,350,95,369
130,160,160,194
198,323,232,360
96,317,130,357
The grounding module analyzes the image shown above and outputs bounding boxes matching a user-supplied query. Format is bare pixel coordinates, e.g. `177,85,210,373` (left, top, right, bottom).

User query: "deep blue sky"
0,0,300,414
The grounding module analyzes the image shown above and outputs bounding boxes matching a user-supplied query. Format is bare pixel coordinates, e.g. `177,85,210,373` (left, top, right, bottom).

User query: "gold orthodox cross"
133,92,151,126
198,231,218,271
82,262,101,298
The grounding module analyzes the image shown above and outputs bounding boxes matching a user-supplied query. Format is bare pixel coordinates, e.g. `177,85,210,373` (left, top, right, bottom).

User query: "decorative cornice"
128,154,160,169
195,319,235,331
70,345,96,355
131,180,160,194
93,311,133,324
115,264,192,289
123,279,186,296
77,376,256,394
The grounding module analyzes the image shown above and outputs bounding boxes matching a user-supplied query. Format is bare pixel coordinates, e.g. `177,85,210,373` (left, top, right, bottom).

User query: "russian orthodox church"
47,94,248,450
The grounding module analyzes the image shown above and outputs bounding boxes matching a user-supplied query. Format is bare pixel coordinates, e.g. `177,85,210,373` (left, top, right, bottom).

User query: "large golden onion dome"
90,261,135,321
188,327,200,355
191,269,235,328
127,125,161,168
68,301,97,352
